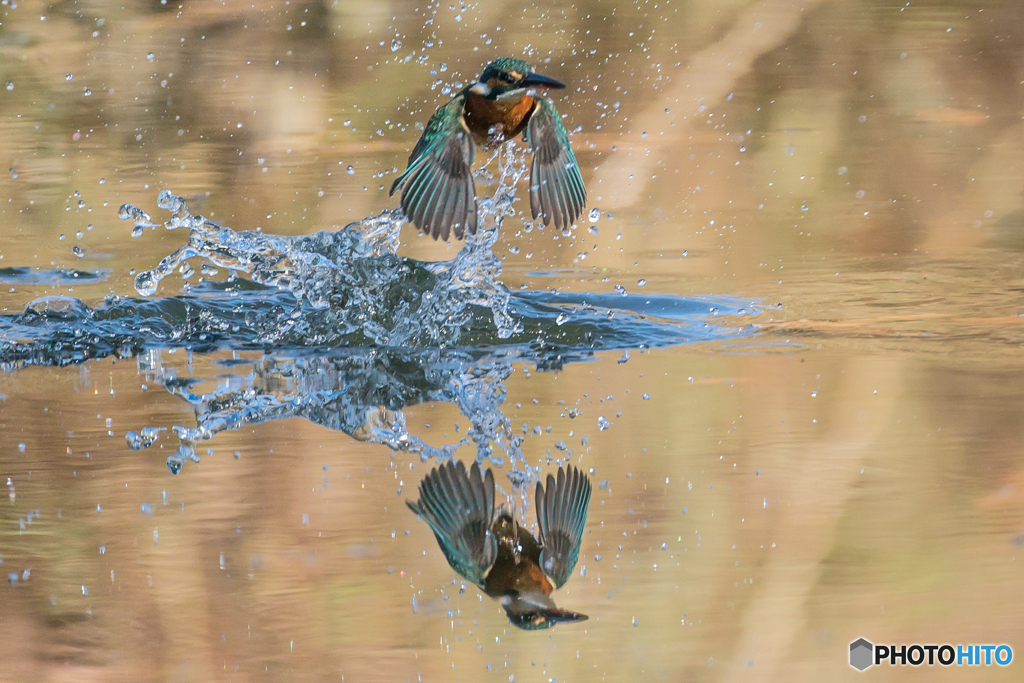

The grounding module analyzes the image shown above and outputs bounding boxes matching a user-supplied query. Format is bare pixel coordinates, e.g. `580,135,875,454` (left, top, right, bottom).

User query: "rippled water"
3,0,1024,681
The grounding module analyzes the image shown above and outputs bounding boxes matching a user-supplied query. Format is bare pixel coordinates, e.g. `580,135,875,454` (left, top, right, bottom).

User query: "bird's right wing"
389,97,478,240
406,461,497,589
535,465,592,589
526,97,587,230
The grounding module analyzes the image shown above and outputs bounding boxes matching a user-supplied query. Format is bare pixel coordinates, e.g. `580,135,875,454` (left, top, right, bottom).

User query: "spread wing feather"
526,98,586,230
535,465,592,589
406,461,496,588
390,97,478,240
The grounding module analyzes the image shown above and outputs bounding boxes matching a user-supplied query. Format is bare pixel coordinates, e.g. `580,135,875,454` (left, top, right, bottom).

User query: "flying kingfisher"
406,460,592,630
390,57,587,241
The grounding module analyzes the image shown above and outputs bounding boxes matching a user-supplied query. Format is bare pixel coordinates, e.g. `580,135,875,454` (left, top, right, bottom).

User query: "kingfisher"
406,460,592,630
390,57,587,241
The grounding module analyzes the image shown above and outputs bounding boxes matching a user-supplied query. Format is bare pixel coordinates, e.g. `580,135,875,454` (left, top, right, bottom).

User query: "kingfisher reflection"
407,460,591,630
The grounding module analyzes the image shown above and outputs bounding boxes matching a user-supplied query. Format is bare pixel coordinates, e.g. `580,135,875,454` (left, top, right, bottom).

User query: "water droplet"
390,39,402,52
588,208,601,223
637,278,646,287
346,165,355,175
617,351,630,364
5,82,13,91
837,166,847,175
134,271,158,296
126,427,164,450
783,145,795,156
8,168,17,179
597,416,611,431
72,246,84,258
146,52,155,62
66,73,73,81
642,393,650,400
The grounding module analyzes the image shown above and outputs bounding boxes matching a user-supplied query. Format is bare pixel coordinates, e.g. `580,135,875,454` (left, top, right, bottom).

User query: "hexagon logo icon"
850,638,874,671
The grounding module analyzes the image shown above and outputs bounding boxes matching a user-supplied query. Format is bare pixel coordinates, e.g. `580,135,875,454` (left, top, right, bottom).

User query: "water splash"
0,140,762,487
117,141,529,347
137,348,529,482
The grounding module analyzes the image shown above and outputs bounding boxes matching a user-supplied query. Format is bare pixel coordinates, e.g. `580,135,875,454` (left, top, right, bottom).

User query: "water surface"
2,1,1024,681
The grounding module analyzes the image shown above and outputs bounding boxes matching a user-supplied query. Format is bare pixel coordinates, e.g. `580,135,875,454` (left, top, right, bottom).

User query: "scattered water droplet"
588,208,601,223
597,416,611,431
390,39,402,52
126,427,164,450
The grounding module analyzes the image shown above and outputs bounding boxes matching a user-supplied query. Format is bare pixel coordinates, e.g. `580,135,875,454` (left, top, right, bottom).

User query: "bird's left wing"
389,97,478,240
526,98,587,230
535,465,592,589
406,461,497,589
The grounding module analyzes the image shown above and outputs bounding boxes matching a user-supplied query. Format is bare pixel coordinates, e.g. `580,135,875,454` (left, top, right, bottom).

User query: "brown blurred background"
2,0,1024,680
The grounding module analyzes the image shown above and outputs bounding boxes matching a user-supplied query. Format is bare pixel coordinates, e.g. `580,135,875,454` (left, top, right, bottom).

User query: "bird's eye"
500,73,515,84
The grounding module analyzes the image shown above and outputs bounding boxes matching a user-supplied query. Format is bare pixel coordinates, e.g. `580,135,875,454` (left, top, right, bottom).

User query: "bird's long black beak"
521,72,566,90
541,607,588,623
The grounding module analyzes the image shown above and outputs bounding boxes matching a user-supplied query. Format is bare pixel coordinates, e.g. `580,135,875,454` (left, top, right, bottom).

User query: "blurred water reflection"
2,0,1024,681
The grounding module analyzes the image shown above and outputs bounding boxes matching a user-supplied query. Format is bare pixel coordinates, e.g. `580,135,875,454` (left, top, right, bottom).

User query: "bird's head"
501,591,588,631
469,58,566,100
